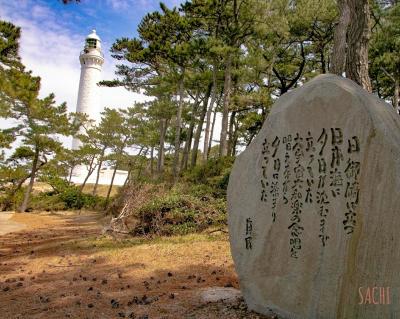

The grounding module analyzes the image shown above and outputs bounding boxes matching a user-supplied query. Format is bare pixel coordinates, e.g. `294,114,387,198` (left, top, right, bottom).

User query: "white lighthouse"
72,29,104,150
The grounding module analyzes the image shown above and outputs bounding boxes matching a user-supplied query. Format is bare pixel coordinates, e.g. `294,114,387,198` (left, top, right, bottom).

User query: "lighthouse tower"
72,29,104,150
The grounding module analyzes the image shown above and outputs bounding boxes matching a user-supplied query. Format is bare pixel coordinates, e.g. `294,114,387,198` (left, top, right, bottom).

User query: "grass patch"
64,231,228,253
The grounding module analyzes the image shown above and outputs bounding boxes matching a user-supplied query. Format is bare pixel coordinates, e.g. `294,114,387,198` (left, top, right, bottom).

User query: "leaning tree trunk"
181,116,195,171
330,0,350,75
203,65,218,162
79,156,96,192
157,118,168,174
219,55,232,157
124,146,144,186
93,147,106,195
19,146,39,212
172,68,185,180
104,162,118,210
181,93,199,171
208,104,218,157
345,0,372,92
192,83,211,167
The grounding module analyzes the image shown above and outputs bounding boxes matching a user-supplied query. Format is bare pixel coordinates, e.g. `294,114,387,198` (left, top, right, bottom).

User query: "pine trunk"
68,165,74,183
150,146,154,177
19,146,39,212
172,68,185,180
104,163,118,210
219,55,232,157
345,0,372,92
394,78,399,113
157,118,168,174
330,0,350,75
227,110,236,156
93,148,105,195
208,106,217,157
79,156,96,192
203,64,218,162
192,83,212,167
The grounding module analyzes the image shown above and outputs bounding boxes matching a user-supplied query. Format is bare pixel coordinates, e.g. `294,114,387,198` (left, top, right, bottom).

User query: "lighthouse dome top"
87,29,101,41
84,29,102,52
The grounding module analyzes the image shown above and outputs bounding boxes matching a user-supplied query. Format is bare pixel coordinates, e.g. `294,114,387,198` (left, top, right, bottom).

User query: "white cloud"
0,1,148,115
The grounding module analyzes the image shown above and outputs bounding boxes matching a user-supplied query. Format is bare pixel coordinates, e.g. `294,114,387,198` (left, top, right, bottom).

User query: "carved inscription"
259,128,361,258
245,218,253,250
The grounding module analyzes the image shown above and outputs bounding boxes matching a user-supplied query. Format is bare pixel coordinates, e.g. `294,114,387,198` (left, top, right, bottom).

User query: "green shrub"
59,186,103,210
130,184,227,237
30,192,66,211
184,156,234,185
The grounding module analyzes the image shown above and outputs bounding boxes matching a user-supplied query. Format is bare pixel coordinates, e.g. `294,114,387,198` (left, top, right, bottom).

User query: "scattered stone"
200,287,242,304
2,286,10,292
39,296,50,303
167,272,173,277
101,279,107,285
87,303,94,308
111,299,119,308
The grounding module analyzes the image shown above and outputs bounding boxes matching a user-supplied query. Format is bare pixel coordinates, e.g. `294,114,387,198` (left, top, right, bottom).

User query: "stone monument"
227,74,400,318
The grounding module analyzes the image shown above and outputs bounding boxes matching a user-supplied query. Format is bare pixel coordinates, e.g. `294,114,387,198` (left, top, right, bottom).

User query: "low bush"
110,183,227,237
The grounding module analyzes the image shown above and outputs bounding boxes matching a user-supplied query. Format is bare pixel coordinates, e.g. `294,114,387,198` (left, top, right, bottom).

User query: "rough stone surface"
228,74,400,319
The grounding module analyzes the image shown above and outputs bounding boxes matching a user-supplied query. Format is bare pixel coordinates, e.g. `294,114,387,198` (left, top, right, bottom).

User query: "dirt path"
0,212,25,235
0,211,268,319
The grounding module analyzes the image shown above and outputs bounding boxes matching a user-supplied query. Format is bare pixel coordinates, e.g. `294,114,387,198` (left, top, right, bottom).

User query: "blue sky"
0,0,184,114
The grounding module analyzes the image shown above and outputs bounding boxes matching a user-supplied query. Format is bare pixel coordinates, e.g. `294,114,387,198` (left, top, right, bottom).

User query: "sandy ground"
0,212,25,235
0,211,270,319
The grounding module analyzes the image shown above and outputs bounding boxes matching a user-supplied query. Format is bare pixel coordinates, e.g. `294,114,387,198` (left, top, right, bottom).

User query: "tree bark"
157,118,168,174
68,165,75,183
93,147,106,195
345,0,372,92
208,105,217,157
227,110,236,156
150,146,154,177
330,0,350,75
172,67,185,180
104,162,118,210
394,78,399,113
19,146,39,212
219,55,232,157
192,83,212,168
203,64,218,162
124,146,144,186
181,116,195,171
79,156,96,192
181,93,199,171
